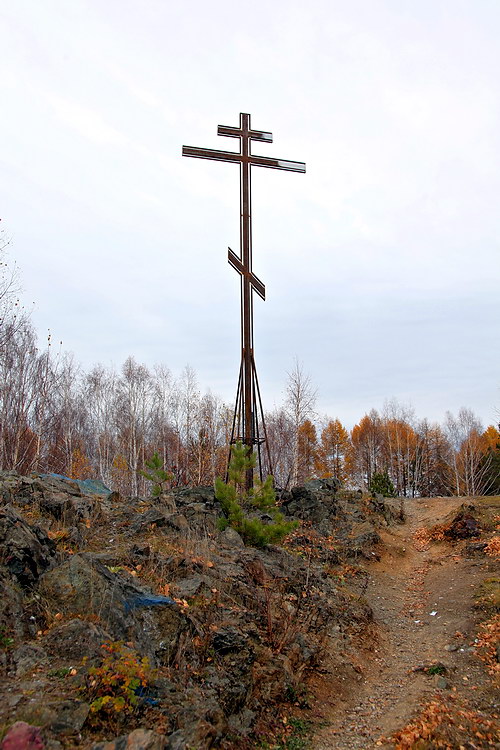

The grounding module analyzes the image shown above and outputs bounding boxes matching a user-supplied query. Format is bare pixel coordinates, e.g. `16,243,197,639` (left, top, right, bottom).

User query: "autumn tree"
296,419,318,483
317,418,350,482
480,424,500,495
192,391,228,485
350,410,384,490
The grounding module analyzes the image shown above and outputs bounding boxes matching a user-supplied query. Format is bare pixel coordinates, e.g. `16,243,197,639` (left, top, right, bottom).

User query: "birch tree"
285,359,317,487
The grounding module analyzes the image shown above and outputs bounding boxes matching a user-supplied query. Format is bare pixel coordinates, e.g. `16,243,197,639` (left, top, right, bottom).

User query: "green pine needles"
369,470,397,498
215,442,297,548
140,452,173,497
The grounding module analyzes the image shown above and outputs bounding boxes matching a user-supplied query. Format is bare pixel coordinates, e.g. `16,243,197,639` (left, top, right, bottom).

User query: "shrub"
369,470,396,498
215,442,297,548
82,641,153,727
140,452,173,497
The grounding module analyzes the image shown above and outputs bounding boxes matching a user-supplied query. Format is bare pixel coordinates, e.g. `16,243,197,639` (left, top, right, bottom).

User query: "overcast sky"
1,0,499,429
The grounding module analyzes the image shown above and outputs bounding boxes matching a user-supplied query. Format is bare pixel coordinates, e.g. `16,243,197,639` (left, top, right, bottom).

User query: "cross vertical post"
183,113,305,488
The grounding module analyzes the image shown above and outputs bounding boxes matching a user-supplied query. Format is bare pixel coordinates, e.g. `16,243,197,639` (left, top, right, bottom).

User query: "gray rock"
227,708,255,736
12,643,47,676
220,527,244,548
370,494,405,524
434,675,449,689
345,521,380,559
46,699,90,734
155,493,177,513
304,478,341,493
281,487,331,525
0,506,56,588
39,493,95,525
0,567,26,642
172,575,211,599
131,509,170,533
92,728,167,749
41,617,111,661
162,513,189,533
172,487,215,506
212,626,248,654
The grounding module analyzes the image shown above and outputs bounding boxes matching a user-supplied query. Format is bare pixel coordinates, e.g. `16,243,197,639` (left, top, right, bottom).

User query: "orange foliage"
484,536,500,558
475,614,500,678
71,445,93,479
390,695,499,749
297,419,318,483
317,418,350,481
483,425,500,451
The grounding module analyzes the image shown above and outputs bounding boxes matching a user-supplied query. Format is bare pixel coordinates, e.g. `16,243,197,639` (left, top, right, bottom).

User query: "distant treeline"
1,317,498,497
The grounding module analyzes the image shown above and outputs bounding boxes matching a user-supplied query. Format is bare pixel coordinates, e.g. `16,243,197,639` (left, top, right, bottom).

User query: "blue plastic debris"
134,684,160,706
41,473,112,496
124,594,177,613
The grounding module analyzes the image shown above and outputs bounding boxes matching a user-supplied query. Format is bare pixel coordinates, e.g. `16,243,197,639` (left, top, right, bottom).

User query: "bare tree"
85,364,117,485
0,227,29,352
115,357,156,495
444,408,491,496
285,358,317,487
177,364,200,485
0,319,39,471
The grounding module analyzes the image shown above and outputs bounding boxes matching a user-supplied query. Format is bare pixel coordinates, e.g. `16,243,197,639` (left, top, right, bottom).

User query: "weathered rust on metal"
182,113,305,487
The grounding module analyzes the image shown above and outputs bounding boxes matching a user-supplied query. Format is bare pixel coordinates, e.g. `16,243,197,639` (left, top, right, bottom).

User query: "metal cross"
183,113,305,487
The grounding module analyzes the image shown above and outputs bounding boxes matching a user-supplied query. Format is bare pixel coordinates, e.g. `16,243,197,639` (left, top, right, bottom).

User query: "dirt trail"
311,496,491,749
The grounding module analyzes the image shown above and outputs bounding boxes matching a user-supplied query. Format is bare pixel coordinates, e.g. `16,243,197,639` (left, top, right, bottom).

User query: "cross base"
227,353,273,484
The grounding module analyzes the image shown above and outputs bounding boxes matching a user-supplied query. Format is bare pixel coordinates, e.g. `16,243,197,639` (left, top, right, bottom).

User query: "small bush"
215,442,297,548
140,452,173,497
369,470,396,498
82,641,153,728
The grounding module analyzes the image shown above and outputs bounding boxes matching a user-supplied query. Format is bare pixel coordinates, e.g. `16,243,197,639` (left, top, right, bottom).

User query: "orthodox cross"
183,113,305,487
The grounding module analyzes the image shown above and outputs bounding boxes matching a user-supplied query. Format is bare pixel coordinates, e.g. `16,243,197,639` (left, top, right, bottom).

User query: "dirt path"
310,496,492,749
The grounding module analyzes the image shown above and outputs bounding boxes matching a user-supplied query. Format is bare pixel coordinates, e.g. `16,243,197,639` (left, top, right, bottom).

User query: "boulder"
0,506,56,588
172,575,212,599
91,729,166,750
281,486,333,525
212,625,248,654
38,554,187,665
444,506,481,539
12,643,47,677
16,700,90,735
38,493,95,525
370,494,405,524
345,521,380,559
41,618,112,661
0,722,45,750
172,487,215,506
0,567,26,641
131,509,170,533
219,527,244,548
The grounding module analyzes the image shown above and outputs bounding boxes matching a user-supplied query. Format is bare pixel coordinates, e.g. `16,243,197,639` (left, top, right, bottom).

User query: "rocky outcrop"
0,471,384,749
